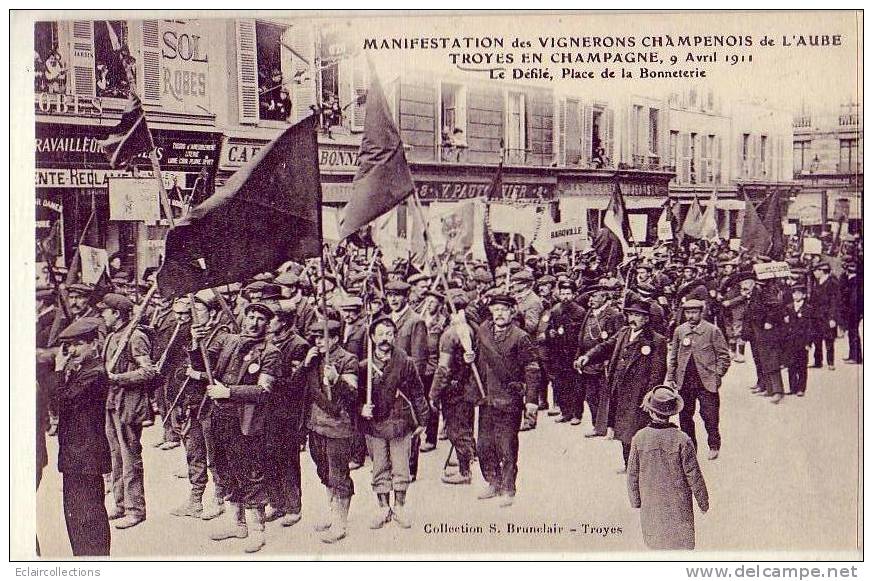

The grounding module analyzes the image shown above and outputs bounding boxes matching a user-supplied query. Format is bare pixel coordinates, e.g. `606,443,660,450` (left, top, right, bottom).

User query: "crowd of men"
35,231,863,555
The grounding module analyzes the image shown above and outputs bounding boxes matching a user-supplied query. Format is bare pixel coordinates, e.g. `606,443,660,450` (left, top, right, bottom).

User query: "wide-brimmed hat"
641,385,684,417
623,297,651,316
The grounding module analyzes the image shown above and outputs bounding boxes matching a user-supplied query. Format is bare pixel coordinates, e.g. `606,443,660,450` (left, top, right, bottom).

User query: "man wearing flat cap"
574,287,624,437
384,279,429,477
54,317,112,555
576,297,667,472
100,292,157,530
473,293,543,507
666,299,731,460
185,301,281,553
430,289,480,485
510,269,547,423
544,280,587,425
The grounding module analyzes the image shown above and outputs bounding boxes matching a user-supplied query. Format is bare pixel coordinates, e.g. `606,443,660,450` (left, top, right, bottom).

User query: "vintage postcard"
10,9,863,562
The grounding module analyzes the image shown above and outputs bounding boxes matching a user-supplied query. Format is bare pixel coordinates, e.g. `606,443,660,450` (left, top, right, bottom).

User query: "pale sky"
316,10,861,115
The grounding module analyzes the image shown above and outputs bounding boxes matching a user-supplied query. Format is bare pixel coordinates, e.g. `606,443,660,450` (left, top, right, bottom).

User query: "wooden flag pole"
410,190,486,400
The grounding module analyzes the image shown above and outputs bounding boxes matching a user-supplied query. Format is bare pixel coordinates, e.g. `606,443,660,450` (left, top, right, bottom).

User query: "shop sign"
160,20,209,110
561,180,668,198
35,92,105,117
415,180,555,201
35,168,186,189
220,139,359,174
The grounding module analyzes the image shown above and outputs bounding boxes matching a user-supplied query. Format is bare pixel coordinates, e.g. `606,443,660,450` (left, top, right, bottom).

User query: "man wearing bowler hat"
473,293,543,507
666,299,731,460
100,292,156,530
576,297,667,472
809,262,840,370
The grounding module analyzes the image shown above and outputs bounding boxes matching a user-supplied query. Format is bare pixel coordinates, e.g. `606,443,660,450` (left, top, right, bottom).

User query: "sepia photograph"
9,8,864,563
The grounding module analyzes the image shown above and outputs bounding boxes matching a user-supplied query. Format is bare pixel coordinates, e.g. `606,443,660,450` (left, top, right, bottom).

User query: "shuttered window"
140,20,161,104
70,20,96,98
235,19,259,124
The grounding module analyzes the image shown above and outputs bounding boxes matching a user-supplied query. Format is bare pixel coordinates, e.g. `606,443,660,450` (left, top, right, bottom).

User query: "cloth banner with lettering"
78,245,109,285
427,201,475,256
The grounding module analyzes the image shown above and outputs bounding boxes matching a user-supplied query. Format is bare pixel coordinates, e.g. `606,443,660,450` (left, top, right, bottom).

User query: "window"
632,104,644,155
94,21,134,99
760,135,768,176
505,91,526,155
35,22,68,95
255,21,292,122
742,133,750,160
441,83,467,147
591,108,604,165
839,139,858,172
794,140,811,173
669,130,679,169
648,108,659,154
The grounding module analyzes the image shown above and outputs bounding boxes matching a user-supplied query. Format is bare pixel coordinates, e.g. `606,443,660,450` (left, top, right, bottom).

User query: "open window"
34,21,69,95
440,82,467,148
94,21,134,99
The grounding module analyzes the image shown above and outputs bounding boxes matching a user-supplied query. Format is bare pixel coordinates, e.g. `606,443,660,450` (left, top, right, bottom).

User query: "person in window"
592,146,607,168
44,47,67,95
321,93,342,136
34,51,47,93
259,68,286,121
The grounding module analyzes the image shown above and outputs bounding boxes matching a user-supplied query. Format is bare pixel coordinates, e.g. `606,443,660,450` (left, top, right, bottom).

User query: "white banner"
629,214,648,243
109,178,161,221
78,245,108,285
656,207,673,241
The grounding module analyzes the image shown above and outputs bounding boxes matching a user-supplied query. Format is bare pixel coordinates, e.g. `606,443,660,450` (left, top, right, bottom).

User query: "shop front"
35,121,222,281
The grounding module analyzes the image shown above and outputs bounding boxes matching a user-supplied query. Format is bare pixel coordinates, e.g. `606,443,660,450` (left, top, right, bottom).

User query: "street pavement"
35,335,862,558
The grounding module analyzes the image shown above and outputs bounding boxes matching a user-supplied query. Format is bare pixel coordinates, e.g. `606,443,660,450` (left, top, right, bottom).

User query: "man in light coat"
666,299,731,460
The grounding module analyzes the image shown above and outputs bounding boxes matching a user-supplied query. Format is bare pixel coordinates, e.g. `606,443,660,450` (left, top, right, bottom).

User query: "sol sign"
160,21,209,109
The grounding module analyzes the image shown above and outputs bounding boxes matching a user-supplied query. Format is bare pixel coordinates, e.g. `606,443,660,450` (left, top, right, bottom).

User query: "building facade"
790,102,862,235
36,17,808,279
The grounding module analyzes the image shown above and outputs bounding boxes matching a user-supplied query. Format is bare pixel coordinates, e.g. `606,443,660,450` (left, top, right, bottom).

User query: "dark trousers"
157,384,181,443
477,406,522,495
422,374,440,446
182,413,224,500
678,388,722,452
749,339,765,388
212,411,267,508
308,432,355,499
847,320,862,362
622,441,631,466
553,370,585,420
265,423,302,515
352,430,368,465
787,348,809,394
63,473,110,556
812,328,835,366
443,400,476,475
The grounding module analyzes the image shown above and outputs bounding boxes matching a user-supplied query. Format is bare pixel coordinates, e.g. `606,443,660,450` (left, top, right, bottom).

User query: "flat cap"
244,280,270,293
407,273,431,285
681,299,706,310
259,284,284,301
384,280,411,294
244,302,275,320
98,292,134,313
510,270,535,284
537,274,556,286
307,318,342,335
67,283,94,296
274,271,300,287
488,293,516,308
338,295,364,310
57,316,103,343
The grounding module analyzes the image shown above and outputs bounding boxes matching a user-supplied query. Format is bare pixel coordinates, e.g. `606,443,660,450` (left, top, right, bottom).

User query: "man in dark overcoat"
577,297,667,471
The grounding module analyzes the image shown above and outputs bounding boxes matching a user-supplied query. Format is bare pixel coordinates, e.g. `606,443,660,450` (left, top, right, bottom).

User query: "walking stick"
443,443,456,472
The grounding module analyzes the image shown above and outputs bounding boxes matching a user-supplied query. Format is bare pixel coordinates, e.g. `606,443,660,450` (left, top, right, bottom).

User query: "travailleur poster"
10,8,863,569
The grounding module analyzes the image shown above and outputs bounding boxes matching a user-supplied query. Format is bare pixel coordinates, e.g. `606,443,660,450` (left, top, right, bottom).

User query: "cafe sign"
220,138,360,174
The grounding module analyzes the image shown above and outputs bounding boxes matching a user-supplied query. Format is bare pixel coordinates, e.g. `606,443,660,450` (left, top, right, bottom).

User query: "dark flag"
157,115,323,299
98,93,154,169
482,164,505,277
681,193,705,240
740,189,771,257
37,219,62,266
339,63,414,239
592,181,631,272
762,190,785,259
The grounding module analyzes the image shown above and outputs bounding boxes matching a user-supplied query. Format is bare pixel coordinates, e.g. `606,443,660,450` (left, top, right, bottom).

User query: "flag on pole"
592,181,630,271
158,115,323,299
699,188,720,241
339,64,414,239
681,194,705,240
481,164,506,276
79,245,109,285
37,220,62,263
105,21,123,51
762,190,785,258
740,190,771,256
99,93,154,169
656,202,674,241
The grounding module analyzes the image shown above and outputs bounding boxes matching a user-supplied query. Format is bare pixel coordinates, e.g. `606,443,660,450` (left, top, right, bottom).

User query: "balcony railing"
793,116,812,128
631,153,661,169
839,114,860,126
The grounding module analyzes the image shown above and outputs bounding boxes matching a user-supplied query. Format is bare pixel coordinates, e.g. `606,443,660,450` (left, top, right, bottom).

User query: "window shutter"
338,54,352,127
565,99,581,165
350,59,368,131
604,108,615,166
454,85,467,144
581,104,593,166
715,136,722,183
235,19,258,124
140,20,162,105
657,108,668,164
737,136,745,178
555,98,566,165
289,25,316,124
70,20,95,98
680,133,691,184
